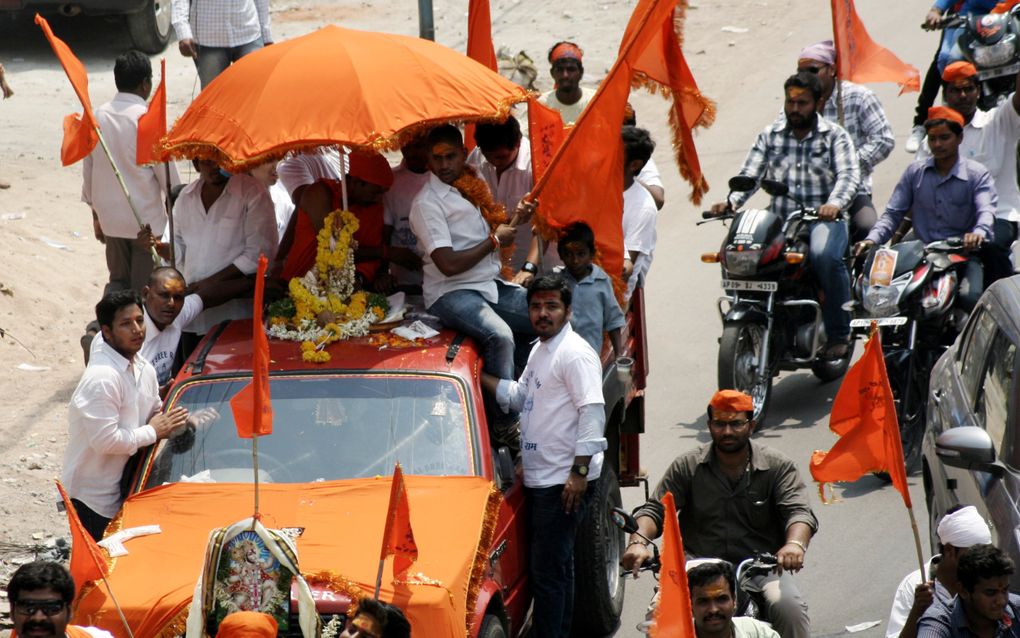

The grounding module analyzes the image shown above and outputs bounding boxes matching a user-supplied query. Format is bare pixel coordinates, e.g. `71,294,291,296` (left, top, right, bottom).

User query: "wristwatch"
570,463,589,477
521,261,538,274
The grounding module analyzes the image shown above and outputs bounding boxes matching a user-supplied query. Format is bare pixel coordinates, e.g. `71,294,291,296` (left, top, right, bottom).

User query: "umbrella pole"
340,148,349,211
417,0,435,40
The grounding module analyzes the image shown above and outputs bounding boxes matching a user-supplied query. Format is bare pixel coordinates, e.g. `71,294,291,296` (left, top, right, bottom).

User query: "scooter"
932,7,1020,110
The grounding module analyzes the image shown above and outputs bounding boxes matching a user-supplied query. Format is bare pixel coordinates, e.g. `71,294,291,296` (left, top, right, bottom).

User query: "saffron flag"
229,254,273,438
527,97,565,182
464,0,499,152
810,325,912,507
650,492,696,638
831,0,920,94
35,14,99,165
380,463,418,579
136,58,167,166
55,480,108,585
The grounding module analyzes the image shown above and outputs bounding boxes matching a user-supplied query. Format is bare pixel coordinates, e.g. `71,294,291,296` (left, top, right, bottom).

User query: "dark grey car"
0,0,171,54
922,276,1020,588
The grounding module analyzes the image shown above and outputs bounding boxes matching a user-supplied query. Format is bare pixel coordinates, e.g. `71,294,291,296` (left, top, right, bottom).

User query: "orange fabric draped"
526,98,566,183
55,480,109,586
831,0,921,94
229,255,273,438
136,59,167,166
650,492,696,638
380,464,419,580
809,326,911,506
464,0,499,152
73,478,501,638
35,14,99,166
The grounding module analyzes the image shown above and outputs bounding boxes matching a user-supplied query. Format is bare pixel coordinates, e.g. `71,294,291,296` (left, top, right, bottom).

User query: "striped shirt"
730,115,860,219
171,0,271,48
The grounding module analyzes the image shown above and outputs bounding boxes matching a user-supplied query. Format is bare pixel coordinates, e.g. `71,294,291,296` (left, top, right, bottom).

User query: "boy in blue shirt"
554,222,625,356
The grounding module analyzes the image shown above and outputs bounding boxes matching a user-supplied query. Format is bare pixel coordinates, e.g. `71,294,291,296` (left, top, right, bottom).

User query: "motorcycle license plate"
850,317,908,328
977,62,1020,81
721,279,778,292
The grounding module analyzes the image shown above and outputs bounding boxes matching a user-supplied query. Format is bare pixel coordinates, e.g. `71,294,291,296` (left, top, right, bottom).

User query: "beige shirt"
539,86,596,125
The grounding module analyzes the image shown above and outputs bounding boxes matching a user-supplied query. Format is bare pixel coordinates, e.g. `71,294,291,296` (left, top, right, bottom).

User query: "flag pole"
251,433,261,530
164,161,175,268
94,126,160,264
906,505,926,576
98,574,136,638
374,559,385,598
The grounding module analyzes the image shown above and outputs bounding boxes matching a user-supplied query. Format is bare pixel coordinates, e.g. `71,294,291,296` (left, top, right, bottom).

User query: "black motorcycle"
701,177,854,425
933,7,1020,110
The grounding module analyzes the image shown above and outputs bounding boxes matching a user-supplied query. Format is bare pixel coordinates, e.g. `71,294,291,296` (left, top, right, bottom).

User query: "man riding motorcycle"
710,71,860,359
620,390,819,638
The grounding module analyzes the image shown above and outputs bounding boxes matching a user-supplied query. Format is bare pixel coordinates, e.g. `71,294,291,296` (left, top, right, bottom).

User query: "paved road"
616,1,937,636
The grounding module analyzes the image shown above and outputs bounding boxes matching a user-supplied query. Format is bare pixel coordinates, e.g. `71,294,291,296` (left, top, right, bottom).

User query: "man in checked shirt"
172,0,273,89
710,71,860,359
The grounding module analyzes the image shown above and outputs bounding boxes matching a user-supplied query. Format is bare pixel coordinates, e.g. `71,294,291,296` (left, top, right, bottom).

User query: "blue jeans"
195,37,264,88
957,258,984,312
428,281,533,379
527,481,595,638
808,220,851,342
937,27,963,74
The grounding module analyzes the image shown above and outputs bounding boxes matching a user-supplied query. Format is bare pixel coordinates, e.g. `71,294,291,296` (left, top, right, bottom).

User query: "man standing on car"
621,390,818,638
481,275,607,638
710,72,860,359
172,0,272,89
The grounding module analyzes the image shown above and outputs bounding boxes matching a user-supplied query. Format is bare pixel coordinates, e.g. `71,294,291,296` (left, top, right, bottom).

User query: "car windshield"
142,374,475,489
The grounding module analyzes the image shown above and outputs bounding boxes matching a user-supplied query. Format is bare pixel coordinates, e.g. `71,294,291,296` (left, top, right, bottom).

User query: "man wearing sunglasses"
8,561,113,638
620,390,819,638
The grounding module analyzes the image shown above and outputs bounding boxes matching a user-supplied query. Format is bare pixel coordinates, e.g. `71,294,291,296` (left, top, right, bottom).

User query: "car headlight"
723,249,761,277
974,36,1017,67
863,285,901,317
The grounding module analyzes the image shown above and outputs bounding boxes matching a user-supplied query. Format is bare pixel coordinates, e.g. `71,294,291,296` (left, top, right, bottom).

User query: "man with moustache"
539,41,595,125
688,561,780,638
710,72,860,359
621,390,818,638
7,561,113,638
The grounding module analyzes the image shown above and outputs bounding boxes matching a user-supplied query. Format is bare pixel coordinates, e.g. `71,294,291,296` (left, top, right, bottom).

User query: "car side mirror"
935,427,1005,477
496,446,515,491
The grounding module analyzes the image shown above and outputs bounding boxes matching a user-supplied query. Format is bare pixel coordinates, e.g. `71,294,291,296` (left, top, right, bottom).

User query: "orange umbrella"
160,25,529,169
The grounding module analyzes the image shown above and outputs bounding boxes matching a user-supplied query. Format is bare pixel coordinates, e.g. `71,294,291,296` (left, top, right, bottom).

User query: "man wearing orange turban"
538,41,594,125
621,389,819,638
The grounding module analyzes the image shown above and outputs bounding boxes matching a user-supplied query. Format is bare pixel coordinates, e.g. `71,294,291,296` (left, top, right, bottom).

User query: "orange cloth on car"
215,612,278,638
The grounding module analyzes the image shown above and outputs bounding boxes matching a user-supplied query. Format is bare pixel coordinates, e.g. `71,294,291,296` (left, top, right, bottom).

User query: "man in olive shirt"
621,390,818,638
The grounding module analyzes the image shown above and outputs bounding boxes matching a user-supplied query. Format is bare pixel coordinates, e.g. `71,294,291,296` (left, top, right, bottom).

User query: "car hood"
73,476,501,638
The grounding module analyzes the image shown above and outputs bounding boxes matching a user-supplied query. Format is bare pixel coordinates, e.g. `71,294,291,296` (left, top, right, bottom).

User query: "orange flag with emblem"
464,0,499,152
55,480,108,584
380,463,418,579
229,254,273,438
35,14,99,166
527,97,565,182
810,325,911,507
831,0,920,94
650,492,696,638
136,58,167,166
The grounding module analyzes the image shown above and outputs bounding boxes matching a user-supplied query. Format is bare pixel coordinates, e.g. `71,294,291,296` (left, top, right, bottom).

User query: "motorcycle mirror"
611,507,639,533
728,175,757,193
760,179,789,198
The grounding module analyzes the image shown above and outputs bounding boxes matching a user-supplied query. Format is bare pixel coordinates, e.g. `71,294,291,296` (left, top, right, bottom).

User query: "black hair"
356,598,411,638
687,560,736,597
924,118,964,137
623,102,637,126
473,117,523,152
557,222,596,254
784,72,823,102
958,544,1014,592
426,124,463,150
114,50,152,92
95,289,143,329
547,40,584,68
527,274,572,307
622,126,655,167
148,266,186,288
8,561,75,604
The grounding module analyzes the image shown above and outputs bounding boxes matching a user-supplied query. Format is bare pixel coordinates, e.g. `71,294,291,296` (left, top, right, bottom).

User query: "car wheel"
477,615,506,638
127,0,172,54
571,464,624,636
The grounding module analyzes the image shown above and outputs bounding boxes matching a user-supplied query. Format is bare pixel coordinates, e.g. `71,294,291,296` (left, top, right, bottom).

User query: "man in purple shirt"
855,107,996,311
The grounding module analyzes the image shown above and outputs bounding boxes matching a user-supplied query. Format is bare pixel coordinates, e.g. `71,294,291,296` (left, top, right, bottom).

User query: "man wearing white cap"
885,505,992,638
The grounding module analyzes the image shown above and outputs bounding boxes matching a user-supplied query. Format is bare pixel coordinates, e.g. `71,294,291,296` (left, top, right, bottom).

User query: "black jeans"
914,31,947,127
71,498,111,542
978,218,1018,285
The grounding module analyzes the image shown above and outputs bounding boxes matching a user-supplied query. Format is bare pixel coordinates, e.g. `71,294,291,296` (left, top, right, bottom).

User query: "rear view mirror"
610,506,639,533
935,427,1004,477
760,179,789,198
728,176,757,193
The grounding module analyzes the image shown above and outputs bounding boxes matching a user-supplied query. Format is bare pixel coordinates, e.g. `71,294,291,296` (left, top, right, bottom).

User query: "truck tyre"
718,320,771,425
571,465,624,636
478,615,506,638
127,0,172,54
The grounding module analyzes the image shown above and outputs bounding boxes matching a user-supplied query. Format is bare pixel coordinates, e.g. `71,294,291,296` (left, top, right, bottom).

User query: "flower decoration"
453,166,514,280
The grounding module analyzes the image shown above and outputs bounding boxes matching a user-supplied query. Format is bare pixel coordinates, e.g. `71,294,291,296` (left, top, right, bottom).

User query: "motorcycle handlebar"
620,555,661,578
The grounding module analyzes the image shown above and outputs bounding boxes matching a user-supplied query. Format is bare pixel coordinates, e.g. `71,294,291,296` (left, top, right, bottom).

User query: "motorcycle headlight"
863,285,901,317
974,36,1017,67
724,249,762,277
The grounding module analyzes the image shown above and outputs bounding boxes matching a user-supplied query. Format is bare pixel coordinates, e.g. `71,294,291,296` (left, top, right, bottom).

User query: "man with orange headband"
539,41,595,125
622,389,818,638
860,105,997,311
915,60,1020,285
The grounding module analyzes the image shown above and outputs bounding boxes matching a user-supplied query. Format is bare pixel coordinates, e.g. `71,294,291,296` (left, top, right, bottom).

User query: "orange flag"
464,0,499,152
55,481,109,585
651,492,696,638
380,463,418,579
229,254,273,438
810,325,911,507
629,1,715,204
136,58,167,166
831,0,920,94
527,97,566,182
35,14,99,166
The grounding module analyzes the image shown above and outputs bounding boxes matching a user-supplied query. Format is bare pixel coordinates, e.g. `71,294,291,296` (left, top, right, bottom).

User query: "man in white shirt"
171,0,272,88
481,275,606,638
156,159,277,356
885,505,992,638
277,148,344,206
622,126,658,301
82,51,179,296
250,161,295,245
63,290,189,540
382,139,430,291
918,61,1020,284
623,104,666,210
539,41,596,126
8,562,115,638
